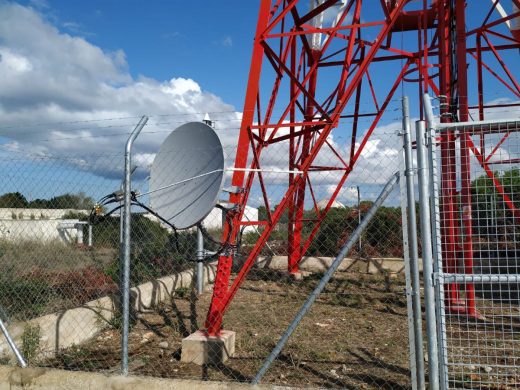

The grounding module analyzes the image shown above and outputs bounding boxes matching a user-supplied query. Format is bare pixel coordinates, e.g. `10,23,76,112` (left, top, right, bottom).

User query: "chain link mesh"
0,117,416,388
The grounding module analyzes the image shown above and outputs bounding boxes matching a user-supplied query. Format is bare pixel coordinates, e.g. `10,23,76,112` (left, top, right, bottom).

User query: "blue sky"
0,1,518,207
16,0,258,109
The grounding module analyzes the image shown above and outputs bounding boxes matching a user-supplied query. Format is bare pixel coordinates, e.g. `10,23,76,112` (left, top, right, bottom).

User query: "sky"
12,0,257,109
0,0,518,209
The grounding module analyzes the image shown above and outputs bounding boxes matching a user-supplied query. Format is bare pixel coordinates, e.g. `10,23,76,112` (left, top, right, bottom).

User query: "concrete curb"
1,256,411,361
0,263,218,360
0,366,297,390
257,255,418,275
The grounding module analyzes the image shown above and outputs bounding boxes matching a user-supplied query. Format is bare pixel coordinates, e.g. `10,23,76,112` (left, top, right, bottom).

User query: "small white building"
316,199,346,209
0,208,90,244
202,204,258,233
142,204,259,234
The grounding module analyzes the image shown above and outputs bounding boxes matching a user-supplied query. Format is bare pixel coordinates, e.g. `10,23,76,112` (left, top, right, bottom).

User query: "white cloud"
222,36,233,47
0,49,33,73
1,1,518,211
0,2,238,180
29,0,49,9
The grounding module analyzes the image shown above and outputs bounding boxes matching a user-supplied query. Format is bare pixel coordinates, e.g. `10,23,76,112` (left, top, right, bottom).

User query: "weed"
55,345,102,370
108,309,136,331
0,355,10,365
21,323,41,364
174,287,190,299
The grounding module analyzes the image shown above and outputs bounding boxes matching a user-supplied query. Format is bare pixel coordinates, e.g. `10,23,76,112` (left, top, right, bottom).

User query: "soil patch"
45,271,412,389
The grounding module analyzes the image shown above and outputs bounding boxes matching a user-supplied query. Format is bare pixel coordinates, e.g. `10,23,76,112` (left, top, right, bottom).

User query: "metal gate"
421,95,520,389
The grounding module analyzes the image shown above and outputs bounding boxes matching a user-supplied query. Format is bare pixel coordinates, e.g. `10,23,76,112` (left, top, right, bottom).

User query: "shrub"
0,275,55,320
49,266,118,303
21,324,41,364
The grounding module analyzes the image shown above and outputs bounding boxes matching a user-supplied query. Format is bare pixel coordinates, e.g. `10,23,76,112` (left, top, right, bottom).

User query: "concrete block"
181,330,235,366
288,271,304,281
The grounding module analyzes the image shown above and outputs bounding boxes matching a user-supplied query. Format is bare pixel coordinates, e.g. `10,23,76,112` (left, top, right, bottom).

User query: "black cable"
196,207,236,261
89,191,242,263
130,195,180,252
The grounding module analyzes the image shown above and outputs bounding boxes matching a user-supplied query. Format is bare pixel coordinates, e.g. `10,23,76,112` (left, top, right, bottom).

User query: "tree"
29,192,95,209
471,168,520,243
0,192,28,208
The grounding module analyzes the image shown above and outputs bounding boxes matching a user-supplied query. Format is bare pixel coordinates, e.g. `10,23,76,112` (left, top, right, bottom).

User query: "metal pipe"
197,227,204,295
357,185,361,254
398,138,418,389
402,96,425,390
137,168,305,198
252,172,400,385
416,120,440,390
88,224,93,247
439,273,520,283
0,316,27,367
435,119,520,131
423,98,449,390
121,115,148,376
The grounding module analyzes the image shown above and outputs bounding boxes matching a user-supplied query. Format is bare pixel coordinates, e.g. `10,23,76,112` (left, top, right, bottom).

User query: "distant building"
143,203,259,233
316,199,346,209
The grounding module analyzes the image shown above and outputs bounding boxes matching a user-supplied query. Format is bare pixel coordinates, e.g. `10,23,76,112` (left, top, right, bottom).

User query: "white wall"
0,208,89,220
0,219,81,244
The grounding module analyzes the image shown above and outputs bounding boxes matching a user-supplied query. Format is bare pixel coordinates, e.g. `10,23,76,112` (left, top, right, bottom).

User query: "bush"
0,275,56,320
21,324,41,364
49,266,117,303
307,206,404,257
85,213,198,285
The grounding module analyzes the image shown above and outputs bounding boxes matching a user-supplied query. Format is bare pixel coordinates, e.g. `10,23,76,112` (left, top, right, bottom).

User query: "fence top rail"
433,119,520,134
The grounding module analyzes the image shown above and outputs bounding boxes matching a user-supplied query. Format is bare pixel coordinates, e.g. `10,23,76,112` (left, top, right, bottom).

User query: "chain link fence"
0,114,418,389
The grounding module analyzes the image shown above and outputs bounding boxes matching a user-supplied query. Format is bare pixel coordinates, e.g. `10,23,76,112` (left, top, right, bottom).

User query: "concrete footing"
288,271,304,281
180,330,236,366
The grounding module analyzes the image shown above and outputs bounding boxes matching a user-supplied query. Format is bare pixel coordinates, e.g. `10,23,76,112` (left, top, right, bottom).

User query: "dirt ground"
46,270,412,389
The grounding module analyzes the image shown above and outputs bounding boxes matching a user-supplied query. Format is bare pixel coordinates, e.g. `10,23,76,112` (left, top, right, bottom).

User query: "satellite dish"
149,122,225,229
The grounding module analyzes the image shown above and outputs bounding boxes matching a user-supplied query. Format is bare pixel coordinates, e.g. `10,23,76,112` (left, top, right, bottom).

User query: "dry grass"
46,271,412,389
0,240,117,320
0,239,116,275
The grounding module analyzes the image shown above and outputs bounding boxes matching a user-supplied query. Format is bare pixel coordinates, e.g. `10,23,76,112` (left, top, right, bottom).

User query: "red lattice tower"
205,0,520,334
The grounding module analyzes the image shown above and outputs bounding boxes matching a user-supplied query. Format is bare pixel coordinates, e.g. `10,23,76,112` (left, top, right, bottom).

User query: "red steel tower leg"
203,0,520,335
289,49,320,275
437,0,465,312
455,0,478,318
205,0,272,335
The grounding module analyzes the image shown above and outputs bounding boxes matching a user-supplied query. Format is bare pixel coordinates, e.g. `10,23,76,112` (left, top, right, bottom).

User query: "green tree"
0,192,29,208
471,168,520,242
31,193,95,209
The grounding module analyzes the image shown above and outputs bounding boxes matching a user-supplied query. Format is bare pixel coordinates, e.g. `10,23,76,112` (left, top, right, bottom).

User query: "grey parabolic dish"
149,122,225,229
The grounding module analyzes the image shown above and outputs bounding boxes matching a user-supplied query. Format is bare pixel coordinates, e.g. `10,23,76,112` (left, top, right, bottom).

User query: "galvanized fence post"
423,94,449,390
197,227,204,295
402,96,425,390
416,119,440,390
399,131,419,390
122,115,148,376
